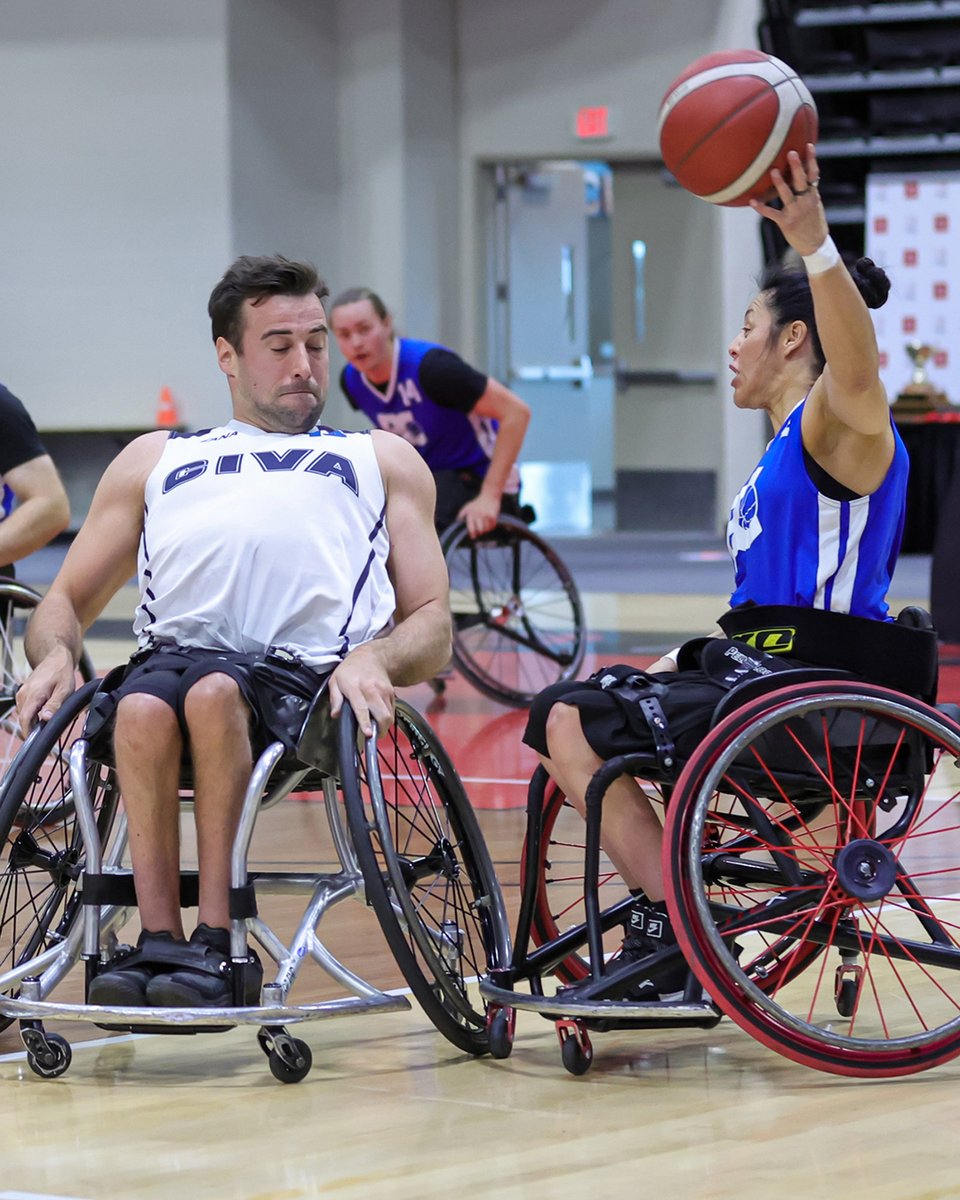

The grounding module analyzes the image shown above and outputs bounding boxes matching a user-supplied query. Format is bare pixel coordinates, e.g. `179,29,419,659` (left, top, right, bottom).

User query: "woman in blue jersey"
522,145,905,998
330,288,530,537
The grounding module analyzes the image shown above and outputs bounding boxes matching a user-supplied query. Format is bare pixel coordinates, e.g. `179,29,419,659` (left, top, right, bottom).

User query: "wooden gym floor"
2,537,953,1200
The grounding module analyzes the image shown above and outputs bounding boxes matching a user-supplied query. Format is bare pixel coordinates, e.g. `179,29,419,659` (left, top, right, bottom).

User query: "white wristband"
663,646,681,667
802,235,840,276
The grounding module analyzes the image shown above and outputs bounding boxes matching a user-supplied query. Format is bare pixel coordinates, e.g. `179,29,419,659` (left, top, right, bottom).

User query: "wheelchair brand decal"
732,627,797,655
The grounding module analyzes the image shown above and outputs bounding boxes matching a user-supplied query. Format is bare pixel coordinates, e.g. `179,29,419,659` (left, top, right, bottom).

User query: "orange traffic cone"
155,386,181,429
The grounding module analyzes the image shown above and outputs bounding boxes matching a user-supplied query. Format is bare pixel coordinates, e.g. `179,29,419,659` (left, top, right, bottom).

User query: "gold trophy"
893,341,948,416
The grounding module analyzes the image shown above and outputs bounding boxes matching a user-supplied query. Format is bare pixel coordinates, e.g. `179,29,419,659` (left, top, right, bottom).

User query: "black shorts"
433,469,532,533
83,645,337,776
522,675,677,762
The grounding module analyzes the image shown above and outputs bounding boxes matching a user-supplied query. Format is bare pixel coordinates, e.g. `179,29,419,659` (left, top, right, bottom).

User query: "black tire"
664,680,960,1077
486,1006,514,1059
0,680,118,1033
440,517,586,707
24,1029,72,1078
267,1038,312,1084
340,700,512,1055
0,579,96,781
560,1028,592,1076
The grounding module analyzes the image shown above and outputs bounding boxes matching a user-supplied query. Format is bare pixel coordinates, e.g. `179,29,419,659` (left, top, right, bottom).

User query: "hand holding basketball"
657,49,818,207
751,145,830,257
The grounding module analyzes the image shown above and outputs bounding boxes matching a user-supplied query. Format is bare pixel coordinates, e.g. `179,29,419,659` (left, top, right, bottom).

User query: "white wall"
0,1,232,431
0,0,764,529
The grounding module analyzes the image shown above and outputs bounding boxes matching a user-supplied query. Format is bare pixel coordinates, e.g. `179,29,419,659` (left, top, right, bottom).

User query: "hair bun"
849,256,891,310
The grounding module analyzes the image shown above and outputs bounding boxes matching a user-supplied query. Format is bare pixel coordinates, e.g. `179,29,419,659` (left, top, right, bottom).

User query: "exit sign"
575,105,616,140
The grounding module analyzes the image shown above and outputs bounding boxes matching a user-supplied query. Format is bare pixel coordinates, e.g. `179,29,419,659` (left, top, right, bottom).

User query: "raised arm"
17,431,167,730
327,431,452,735
751,145,889,438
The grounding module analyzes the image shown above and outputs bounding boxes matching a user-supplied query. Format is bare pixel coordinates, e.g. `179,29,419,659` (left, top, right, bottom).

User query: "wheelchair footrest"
480,979,720,1025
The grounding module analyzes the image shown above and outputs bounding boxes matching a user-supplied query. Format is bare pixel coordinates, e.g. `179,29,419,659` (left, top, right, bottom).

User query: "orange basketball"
657,49,818,207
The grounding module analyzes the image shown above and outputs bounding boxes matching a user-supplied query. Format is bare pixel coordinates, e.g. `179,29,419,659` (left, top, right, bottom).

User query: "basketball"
657,49,818,207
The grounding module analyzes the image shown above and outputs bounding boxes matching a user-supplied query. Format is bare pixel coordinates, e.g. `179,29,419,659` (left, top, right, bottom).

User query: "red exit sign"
575,105,615,140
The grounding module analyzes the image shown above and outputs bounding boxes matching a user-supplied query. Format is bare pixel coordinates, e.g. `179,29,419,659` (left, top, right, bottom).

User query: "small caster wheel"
557,1019,592,1077
26,1032,72,1079
836,977,859,1018
561,1034,592,1076
834,962,862,1018
487,1006,515,1060
268,1037,312,1084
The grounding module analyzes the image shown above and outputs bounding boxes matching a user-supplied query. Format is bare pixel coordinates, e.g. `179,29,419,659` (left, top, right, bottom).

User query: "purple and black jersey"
340,338,495,476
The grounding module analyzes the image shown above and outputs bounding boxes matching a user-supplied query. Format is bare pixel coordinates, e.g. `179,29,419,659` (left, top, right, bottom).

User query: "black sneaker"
145,924,263,1008
617,898,689,1001
88,930,185,1006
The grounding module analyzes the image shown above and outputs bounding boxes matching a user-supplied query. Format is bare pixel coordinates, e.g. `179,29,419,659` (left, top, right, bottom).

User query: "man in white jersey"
16,255,451,1008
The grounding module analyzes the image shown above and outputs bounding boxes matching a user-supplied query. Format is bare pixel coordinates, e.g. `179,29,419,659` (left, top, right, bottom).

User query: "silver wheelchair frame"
0,679,511,1082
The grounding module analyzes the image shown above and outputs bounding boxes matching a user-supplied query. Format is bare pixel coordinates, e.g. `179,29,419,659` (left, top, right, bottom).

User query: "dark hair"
208,255,330,348
759,255,891,375
329,286,389,320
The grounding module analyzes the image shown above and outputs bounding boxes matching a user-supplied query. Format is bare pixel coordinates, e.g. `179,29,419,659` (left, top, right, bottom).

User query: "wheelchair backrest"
717,603,939,704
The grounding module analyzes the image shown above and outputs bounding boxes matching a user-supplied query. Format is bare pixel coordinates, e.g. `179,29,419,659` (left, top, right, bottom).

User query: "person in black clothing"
0,383,70,577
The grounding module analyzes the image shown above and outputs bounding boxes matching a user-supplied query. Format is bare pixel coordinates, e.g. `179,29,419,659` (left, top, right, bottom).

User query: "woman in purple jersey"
522,145,904,999
330,288,530,538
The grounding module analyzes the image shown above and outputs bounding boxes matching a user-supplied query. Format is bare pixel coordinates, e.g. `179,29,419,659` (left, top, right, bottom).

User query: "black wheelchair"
480,607,960,1078
437,515,587,708
0,575,95,779
0,676,511,1082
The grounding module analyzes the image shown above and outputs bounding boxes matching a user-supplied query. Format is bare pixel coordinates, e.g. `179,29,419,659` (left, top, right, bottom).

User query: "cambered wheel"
664,680,960,1077
440,517,586,708
341,701,512,1055
0,579,95,781
0,681,118,1033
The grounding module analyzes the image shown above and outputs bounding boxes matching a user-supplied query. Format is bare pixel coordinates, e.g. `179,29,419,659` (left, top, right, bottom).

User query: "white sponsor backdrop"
865,171,960,405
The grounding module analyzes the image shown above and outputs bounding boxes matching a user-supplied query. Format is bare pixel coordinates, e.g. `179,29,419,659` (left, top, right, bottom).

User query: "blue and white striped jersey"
726,402,908,620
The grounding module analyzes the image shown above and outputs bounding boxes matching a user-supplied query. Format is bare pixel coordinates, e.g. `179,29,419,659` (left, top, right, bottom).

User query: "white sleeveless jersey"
134,420,395,669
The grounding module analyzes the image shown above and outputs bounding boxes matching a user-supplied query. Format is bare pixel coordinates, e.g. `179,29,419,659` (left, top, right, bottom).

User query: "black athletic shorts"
433,469,532,533
522,675,679,762
83,645,337,776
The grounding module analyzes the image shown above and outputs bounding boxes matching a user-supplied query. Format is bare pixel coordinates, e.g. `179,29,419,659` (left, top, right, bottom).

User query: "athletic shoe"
145,923,263,1008
616,897,689,1002
87,929,186,1006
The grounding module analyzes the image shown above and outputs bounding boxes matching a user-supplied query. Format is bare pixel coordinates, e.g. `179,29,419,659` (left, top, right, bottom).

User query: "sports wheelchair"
0,574,95,778
0,676,511,1082
480,606,960,1078
437,515,586,708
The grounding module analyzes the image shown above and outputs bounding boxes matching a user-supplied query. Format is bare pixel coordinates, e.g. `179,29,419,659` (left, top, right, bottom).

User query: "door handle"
512,355,594,383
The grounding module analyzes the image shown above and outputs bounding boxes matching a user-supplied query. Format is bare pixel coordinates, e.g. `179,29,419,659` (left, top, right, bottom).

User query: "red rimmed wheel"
664,680,960,1077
